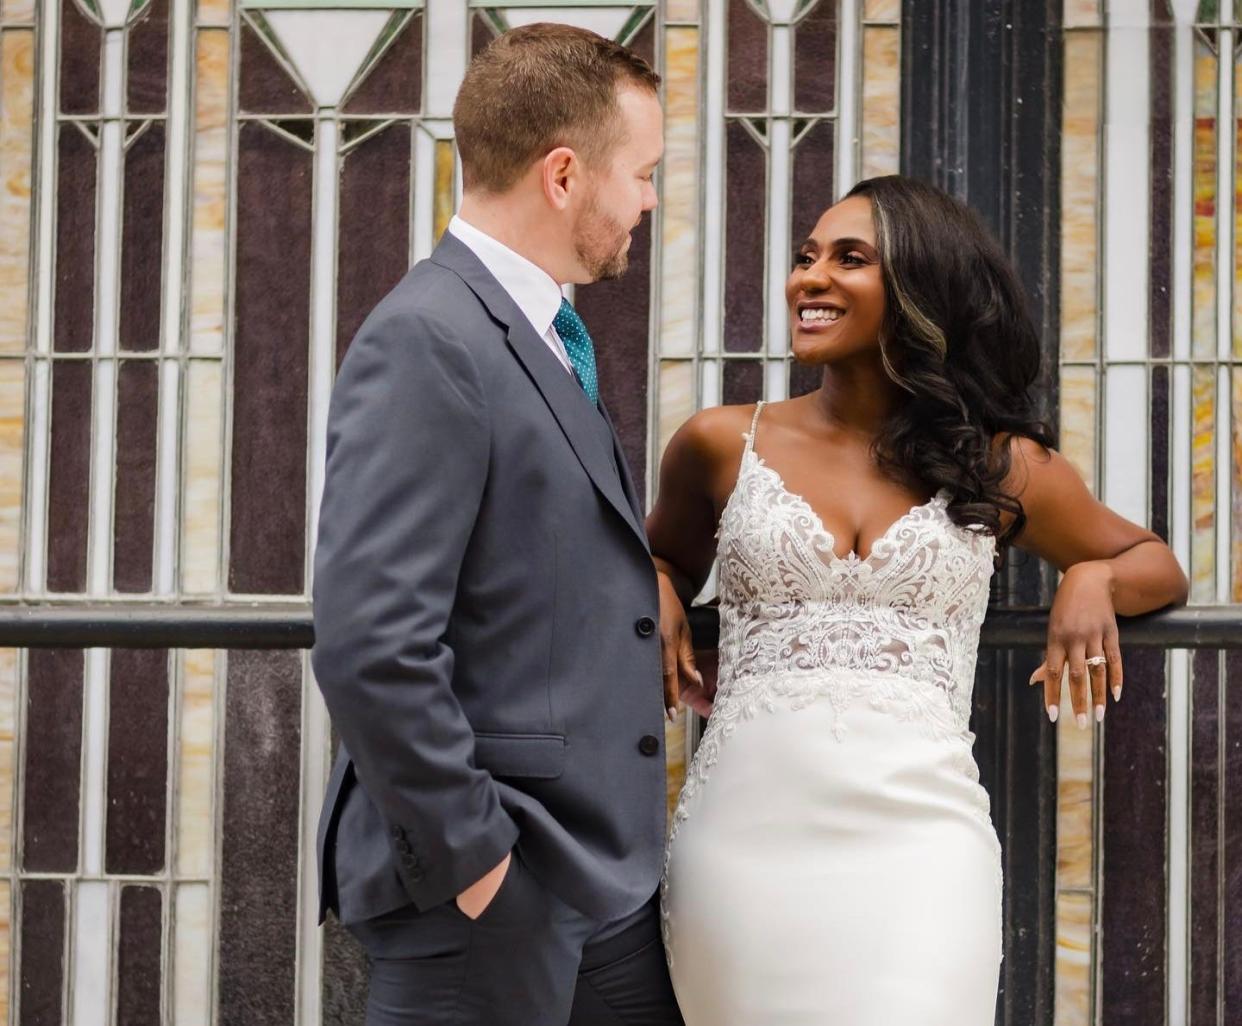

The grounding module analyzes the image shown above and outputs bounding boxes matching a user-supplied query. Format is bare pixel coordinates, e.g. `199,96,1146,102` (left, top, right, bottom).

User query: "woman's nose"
800,261,833,292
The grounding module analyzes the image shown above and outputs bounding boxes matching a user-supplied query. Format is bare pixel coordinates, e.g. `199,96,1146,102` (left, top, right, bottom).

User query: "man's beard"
573,193,631,282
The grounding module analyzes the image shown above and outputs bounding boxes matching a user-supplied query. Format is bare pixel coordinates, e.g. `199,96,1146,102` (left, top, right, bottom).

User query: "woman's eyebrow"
828,236,873,249
798,235,874,250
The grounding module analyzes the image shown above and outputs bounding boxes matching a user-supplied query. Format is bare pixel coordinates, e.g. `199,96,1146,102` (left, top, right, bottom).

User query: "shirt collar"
447,215,564,338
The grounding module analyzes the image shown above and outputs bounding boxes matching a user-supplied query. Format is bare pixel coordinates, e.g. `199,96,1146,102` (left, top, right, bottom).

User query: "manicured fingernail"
667,707,678,722
1095,704,1105,722
1047,704,1058,723
1111,686,1122,702
1076,712,1087,729
694,671,704,685
1028,670,1039,686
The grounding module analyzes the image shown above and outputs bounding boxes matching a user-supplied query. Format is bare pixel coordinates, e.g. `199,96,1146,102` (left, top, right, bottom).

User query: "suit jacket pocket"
472,732,566,780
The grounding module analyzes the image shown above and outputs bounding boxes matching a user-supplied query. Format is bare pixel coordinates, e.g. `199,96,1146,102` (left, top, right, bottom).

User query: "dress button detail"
635,616,656,637
638,734,660,756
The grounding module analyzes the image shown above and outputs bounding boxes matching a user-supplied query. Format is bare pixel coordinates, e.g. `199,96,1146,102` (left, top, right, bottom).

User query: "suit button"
638,734,660,757
395,839,412,855
390,825,404,840
635,616,656,637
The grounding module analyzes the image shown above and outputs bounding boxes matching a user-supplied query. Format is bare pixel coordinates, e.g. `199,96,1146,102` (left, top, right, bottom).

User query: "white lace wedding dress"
662,403,1002,1025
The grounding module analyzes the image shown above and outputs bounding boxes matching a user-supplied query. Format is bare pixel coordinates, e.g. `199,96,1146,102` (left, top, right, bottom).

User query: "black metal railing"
0,603,1237,649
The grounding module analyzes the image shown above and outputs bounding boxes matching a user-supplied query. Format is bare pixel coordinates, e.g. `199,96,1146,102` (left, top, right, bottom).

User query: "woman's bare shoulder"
666,403,760,467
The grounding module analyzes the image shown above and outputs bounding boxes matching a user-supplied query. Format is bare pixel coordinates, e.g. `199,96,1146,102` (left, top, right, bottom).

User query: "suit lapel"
430,234,647,548
599,401,647,533
504,319,647,545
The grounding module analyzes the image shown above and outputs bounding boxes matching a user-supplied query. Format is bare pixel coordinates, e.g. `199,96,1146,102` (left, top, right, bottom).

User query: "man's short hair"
453,23,661,194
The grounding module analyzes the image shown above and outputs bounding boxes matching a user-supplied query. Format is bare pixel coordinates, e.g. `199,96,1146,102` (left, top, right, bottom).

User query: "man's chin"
594,258,628,282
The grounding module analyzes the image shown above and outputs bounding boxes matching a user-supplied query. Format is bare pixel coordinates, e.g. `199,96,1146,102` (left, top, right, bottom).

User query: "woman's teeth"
800,307,842,324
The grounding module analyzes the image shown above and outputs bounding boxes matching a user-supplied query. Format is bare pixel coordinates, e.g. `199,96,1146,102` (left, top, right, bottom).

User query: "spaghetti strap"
742,401,766,455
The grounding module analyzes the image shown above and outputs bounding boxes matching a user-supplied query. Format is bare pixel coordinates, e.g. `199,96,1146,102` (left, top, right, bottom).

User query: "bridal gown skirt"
662,684,1002,1026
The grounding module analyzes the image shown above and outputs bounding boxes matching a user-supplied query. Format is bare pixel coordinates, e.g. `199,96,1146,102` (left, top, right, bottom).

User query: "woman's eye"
794,252,814,266
840,252,866,266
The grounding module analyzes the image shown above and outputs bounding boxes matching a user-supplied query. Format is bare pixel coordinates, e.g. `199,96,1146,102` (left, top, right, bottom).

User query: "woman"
651,176,1187,1024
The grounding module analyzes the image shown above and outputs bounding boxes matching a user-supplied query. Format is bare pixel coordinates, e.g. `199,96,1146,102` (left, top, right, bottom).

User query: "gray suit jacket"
312,233,667,926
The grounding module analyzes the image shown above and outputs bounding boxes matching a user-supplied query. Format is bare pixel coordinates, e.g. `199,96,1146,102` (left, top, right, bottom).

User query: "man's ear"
541,147,578,209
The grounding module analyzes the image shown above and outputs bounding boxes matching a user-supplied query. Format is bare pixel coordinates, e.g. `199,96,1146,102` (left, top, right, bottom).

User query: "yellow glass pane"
434,139,455,244
182,361,223,593
177,650,216,877
665,710,687,822
197,0,230,27
863,0,900,22
659,27,700,358
1059,32,1102,362
0,361,24,593
191,30,229,356
1054,890,1093,1026
1062,0,1102,29
1192,38,1217,359
658,360,696,468
0,880,8,1024
860,26,899,178
1191,364,1216,602
0,0,35,23
664,0,699,21
1056,704,1096,890
1059,366,1097,494
0,30,35,355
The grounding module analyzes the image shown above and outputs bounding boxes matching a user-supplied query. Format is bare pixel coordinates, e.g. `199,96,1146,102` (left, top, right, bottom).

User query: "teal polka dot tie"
553,298,599,407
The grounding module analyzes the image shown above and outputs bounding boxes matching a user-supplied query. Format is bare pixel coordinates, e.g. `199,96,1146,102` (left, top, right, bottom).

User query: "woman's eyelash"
794,250,867,267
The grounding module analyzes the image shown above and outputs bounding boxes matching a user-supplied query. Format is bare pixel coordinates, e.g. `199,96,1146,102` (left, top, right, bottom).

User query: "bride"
650,175,1187,1024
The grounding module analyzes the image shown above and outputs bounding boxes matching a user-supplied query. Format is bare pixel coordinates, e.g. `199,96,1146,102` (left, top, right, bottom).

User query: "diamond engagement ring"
1085,656,1107,667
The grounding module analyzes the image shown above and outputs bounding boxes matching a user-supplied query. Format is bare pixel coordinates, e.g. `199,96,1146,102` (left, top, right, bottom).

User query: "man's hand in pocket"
455,852,512,920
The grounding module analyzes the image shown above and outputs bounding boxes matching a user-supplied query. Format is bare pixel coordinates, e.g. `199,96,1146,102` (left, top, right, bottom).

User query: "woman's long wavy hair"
842,175,1055,552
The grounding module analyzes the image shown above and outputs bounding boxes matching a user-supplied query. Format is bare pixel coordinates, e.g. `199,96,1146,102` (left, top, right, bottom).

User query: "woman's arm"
1007,437,1189,726
646,406,749,716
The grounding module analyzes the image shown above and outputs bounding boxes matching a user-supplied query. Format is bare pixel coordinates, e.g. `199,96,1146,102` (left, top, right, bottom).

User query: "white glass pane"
263,10,390,106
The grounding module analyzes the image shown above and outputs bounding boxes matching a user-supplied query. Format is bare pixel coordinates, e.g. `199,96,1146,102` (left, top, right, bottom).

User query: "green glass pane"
467,0,654,6
241,0,424,9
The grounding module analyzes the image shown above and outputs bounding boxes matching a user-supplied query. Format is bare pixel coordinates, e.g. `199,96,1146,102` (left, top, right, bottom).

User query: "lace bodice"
711,402,996,739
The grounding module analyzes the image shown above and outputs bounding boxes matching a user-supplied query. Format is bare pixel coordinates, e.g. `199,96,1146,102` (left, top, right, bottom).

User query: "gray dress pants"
347,851,683,1026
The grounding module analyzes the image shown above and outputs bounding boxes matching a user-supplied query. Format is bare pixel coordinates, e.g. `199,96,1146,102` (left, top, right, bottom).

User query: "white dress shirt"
447,215,574,375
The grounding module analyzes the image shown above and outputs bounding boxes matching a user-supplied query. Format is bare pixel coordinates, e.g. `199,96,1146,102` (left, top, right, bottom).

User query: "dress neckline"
729,448,949,568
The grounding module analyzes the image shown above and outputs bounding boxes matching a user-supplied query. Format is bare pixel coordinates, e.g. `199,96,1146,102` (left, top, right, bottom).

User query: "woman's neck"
811,356,905,438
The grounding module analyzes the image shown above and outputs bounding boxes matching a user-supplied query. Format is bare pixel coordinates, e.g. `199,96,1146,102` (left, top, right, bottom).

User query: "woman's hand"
658,570,713,719
1003,438,1187,728
1028,561,1123,727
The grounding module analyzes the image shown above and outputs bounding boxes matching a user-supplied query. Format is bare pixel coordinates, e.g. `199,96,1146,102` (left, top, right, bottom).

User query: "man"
312,23,682,1026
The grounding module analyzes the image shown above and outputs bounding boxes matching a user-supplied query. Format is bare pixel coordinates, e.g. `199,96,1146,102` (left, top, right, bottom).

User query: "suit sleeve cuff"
394,813,520,912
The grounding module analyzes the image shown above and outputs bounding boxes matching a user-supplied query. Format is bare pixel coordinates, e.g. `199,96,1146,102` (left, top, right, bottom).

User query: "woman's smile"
794,302,846,333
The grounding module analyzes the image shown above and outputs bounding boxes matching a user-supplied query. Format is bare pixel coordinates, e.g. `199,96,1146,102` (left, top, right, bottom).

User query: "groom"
311,23,682,1026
